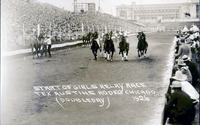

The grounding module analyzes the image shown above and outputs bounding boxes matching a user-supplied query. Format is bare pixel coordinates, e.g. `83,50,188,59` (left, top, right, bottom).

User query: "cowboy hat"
181,55,190,61
177,60,186,66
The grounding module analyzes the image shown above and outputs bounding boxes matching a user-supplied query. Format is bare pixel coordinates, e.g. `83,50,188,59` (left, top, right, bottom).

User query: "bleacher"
2,0,142,51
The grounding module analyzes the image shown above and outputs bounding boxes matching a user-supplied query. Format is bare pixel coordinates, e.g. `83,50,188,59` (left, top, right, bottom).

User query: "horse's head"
137,34,142,40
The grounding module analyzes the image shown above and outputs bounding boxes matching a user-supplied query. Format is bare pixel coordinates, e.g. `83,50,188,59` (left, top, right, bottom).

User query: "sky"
38,0,191,16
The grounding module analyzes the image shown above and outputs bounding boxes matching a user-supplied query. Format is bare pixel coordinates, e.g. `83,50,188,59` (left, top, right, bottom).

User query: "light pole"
74,0,77,13
98,0,101,12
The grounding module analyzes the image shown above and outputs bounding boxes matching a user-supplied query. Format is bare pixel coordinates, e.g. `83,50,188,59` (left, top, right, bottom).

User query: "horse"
119,35,129,61
91,37,100,60
82,35,88,46
82,32,93,46
86,32,93,46
137,32,148,57
30,36,41,58
104,34,115,61
29,34,46,59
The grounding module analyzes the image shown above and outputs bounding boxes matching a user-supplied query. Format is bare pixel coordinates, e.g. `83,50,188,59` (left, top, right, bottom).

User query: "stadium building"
116,0,200,23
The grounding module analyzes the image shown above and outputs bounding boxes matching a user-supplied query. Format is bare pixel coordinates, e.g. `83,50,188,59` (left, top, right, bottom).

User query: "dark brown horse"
137,32,148,57
104,33,115,61
119,35,129,61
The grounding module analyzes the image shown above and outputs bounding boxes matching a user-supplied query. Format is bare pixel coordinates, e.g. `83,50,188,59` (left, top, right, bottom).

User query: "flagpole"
37,24,40,37
82,23,84,35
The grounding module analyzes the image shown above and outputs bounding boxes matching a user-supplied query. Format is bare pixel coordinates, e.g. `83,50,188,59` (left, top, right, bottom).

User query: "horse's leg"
36,44,40,58
95,50,98,60
45,44,47,56
31,44,35,59
40,44,43,57
86,40,88,46
92,49,95,60
127,50,129,60
34,44,38,58
124,50,128,61
138,50,140,57
84,40,86,47
143,49,147,57
141,50,144,57
86,39,88,46
38,44,41,58
104,51,107,59
144,48,147,54
107,51,110,61
111,51,114,61
36,47,39,58
121,51,124,61
83,40,85,47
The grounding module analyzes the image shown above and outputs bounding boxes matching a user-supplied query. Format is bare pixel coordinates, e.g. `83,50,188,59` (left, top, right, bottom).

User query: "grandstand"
2,0,143,50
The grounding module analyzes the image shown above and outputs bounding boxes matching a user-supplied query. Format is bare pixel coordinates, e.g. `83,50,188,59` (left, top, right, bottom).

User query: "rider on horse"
91,34,100,60
104,33,115,61
137,31,148,57
119,34,129,61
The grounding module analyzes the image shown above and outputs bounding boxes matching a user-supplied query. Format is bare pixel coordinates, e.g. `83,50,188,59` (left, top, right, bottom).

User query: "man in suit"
162,81,196,125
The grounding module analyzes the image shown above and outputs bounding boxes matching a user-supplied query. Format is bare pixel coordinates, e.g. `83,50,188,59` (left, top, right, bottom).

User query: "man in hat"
182,55,199,86
162,81,196,125
175,60,192,83
170,71,199,101
44,35,52,57
175,37,192,59
181,66,192,83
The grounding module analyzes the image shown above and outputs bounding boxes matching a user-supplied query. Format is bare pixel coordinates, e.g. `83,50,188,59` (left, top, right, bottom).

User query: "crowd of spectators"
162,25,200,125
2,0,141,50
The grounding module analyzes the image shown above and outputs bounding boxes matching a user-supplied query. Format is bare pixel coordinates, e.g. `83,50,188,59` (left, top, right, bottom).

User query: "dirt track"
2,32,176,125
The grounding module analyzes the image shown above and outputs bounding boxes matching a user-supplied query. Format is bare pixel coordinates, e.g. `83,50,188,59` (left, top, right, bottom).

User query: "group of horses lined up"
29,31,148,60
82,31,148,61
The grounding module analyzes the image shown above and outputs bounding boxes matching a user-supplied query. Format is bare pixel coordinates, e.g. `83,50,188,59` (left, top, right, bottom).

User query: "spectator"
182,55,200,87
163,81,196,125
